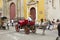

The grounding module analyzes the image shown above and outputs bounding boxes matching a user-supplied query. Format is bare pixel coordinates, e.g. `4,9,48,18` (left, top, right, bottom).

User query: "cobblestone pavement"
0,27,58,40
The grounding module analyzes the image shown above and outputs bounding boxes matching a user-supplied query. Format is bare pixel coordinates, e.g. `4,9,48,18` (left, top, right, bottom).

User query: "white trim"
20,0,24,17
36,4,37,21
27,6,28,18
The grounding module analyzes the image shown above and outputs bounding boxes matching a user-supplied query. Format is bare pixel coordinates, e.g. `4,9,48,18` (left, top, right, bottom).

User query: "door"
30,7,36,21
10,3,15,20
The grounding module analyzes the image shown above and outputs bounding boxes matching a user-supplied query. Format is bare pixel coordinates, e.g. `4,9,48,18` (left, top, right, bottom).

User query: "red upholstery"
18,19,35,26
18,19,28,26
18,20,25,26
24,20,28,25
29,21,35,25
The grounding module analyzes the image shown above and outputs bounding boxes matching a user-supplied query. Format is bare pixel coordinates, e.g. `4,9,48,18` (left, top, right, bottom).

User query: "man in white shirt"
28,15,32,22
11,19,14,26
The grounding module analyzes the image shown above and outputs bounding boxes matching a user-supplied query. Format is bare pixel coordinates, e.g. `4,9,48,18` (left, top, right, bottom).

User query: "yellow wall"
37,0,45,22
24,0,27,19
0,0,2,8
24,0,45,21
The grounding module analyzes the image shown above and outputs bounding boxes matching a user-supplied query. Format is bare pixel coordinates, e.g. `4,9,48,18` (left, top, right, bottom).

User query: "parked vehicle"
15,19,36,34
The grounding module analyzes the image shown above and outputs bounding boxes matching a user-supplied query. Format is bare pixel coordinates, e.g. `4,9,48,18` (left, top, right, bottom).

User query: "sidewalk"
0,27,58,40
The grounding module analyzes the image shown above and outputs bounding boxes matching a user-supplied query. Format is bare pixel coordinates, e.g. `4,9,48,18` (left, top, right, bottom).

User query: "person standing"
7,20,10,30
39,19,44,29
56,19,60,40
11,19,14,26
51,19,55,30
42,19,48,35
48,20,52,30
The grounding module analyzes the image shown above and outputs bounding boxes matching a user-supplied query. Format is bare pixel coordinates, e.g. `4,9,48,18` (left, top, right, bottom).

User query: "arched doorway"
30,7,36,21
10,3,15,20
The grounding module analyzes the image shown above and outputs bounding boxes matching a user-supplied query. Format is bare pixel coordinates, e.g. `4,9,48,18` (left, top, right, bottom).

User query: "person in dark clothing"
56,19,60,22
56,20,60,40
7,23,9,30
39,19,43,29
41,19,44,23
40,19,44,26
56,23,60,40
52,19,55,24
48,20,52,30
11,19,14,26
58,23,60,36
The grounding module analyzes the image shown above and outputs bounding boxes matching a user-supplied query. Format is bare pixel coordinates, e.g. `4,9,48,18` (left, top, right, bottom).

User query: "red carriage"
15,19,36,34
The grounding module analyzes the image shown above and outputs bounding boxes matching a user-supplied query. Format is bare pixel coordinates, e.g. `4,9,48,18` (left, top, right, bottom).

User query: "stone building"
0,0,60,21
45,0,60,20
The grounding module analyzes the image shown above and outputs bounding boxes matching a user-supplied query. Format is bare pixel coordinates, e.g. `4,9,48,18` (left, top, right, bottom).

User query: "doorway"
10,3,15,20
30,7,36,21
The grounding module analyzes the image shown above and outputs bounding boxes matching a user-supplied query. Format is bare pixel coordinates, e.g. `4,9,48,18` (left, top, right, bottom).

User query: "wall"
24,0,27,19
24,0,45,21
0,0,2,8
37,0,45,21
46,0,60,21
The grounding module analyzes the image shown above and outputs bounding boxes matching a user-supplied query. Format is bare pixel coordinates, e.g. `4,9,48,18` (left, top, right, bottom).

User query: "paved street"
0,27,58,40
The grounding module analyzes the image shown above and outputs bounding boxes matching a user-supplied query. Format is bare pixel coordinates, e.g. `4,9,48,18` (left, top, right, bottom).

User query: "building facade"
0,0,60,21
45,0,60,20
1,0,45,22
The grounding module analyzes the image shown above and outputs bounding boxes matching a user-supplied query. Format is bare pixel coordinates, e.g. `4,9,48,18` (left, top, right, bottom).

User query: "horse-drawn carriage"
15,18,36,34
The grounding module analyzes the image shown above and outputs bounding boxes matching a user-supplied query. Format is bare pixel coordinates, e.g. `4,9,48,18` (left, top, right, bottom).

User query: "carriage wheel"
24,26,30,34
15,24,20,32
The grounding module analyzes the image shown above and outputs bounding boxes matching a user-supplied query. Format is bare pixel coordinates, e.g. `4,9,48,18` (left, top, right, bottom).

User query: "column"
21,0,24,17
45,0,49,19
